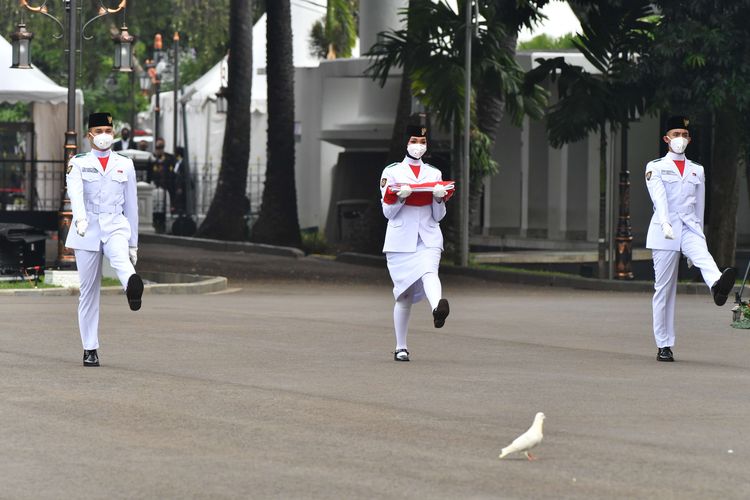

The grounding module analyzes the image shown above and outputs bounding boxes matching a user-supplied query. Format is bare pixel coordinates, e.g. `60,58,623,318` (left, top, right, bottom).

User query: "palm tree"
309,0,357,60
526,0,654,277
251,0,302,247
365,0,548,258
196,0,254,240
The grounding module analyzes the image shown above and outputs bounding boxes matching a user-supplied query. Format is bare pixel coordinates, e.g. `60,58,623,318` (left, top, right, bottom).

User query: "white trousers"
74,234,135,350
651,227,722,348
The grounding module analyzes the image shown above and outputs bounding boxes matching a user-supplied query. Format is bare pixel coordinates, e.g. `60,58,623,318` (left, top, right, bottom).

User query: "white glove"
661,222,674,240
397,184,412,200
433,185,447,200
129,247,138,266
76,219,88,237
686,257,693,269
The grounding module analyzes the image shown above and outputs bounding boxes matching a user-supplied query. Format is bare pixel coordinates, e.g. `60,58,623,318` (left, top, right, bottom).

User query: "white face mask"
407,143,427,159
669,137,688,154
91,133,114,150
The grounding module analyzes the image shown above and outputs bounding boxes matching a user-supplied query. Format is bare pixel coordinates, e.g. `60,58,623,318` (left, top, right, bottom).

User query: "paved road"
1,244,749,499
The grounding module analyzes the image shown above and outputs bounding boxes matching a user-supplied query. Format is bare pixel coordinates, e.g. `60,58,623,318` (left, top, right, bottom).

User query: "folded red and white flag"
385,180,456,205
386,180,456,194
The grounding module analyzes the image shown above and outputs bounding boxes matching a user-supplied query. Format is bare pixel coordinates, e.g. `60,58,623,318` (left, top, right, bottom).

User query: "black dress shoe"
83,349,100,367
433,298,450,328
394,349,410,362
126,274,144,311
657,347,674,362
712,267,737,306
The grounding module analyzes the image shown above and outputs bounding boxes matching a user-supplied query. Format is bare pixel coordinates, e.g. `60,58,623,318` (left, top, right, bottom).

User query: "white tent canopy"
1,35,84,210
1,35,84,162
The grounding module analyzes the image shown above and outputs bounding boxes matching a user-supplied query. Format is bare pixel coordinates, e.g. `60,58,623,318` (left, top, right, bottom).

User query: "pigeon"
498,412,545,461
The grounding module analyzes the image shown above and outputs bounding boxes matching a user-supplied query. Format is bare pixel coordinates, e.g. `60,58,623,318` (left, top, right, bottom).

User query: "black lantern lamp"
138,68,151,92
215,86,229,114
113,24,134,72
10,23,34,69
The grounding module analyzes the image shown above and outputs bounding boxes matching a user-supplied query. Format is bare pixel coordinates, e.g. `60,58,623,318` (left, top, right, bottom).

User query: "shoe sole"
433,299,450,328
126,274,144,311
394,357,410,362
656,357,674,362
713,267,737,306
83,362,100,367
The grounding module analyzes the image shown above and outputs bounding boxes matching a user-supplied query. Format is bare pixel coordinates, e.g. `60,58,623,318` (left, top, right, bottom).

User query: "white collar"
91,148,111,159
403,155,423,166
666,151,686,161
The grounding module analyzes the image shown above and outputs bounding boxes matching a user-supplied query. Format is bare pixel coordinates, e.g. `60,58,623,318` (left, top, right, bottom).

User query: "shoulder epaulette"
73,153,86,158
692,161,703,167
384,162,399,169
115,152,128,158
650,158,662,163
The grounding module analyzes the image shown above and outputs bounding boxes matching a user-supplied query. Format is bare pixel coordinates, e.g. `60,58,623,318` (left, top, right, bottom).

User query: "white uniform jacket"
380,157,447,253
65,151,139,251
645,152,705,251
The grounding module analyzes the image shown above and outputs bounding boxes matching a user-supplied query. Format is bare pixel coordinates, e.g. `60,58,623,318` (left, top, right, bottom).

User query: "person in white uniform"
380,124,454,362
65,112,144,367
645,115,736,362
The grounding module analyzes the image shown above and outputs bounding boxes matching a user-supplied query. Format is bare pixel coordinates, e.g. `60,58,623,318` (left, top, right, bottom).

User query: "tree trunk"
470,0,519,234
707,106,741,268
251,0,302,247
196,0,253,240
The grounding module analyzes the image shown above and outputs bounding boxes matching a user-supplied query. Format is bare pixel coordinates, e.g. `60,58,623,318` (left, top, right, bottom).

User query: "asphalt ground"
1,243,749,499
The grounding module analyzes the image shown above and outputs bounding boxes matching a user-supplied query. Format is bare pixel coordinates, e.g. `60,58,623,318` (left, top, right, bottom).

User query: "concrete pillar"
357,0,408,125
359,0,408,54
520,117,530,237
137,181,154,234
547,144,568,239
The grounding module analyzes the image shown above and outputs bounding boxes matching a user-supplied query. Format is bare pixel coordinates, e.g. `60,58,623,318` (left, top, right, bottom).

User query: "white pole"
460,0,472,267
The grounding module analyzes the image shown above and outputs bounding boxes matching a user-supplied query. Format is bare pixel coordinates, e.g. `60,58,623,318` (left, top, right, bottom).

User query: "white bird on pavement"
499,412,545,461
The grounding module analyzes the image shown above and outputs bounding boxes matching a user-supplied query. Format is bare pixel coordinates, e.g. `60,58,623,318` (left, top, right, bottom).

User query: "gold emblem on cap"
683,118,689,127
421,127,427,136
107,115,113,125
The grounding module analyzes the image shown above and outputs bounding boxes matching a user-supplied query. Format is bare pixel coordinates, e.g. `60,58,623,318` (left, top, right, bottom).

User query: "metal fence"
192,158,266,217
0,156,266,219
0,159,65,211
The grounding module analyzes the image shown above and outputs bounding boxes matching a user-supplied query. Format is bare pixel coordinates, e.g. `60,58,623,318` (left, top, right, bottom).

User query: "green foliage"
308,0,357,59
0,0,267,123
641,1,750,120
0,103,31,122
526,1,655,146
518,33,579,51
300,230,330,255
365,0,549,133
470,128,499,178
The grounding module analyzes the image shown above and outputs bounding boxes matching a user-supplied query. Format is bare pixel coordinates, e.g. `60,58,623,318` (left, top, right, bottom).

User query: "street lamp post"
615,122,634,279
459,0,475,267
172,31,180,152
151,34,164,150
11,0,129,266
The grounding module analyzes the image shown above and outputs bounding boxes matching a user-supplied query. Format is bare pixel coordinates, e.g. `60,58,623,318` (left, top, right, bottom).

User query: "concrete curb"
335,252,716,295
0,271,227,297
140,233,305,258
